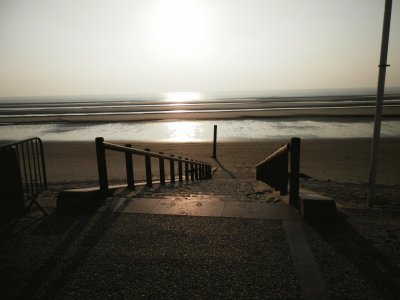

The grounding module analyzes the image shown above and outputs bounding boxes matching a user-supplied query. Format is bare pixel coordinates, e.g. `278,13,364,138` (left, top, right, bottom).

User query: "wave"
1,94,400,121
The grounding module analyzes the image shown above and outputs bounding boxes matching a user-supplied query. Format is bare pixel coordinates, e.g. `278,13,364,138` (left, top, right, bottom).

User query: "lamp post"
367,0,393,206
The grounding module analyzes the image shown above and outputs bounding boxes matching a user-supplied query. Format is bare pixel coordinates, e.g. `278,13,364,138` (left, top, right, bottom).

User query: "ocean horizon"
1,87,400,142
2,86,400,104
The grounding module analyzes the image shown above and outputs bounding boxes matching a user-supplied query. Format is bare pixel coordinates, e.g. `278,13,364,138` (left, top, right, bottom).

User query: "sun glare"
143,0,211,60
165,122,202,142
165,92,202,102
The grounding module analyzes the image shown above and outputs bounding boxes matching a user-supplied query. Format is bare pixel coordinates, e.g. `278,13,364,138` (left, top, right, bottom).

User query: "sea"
1,88,400,142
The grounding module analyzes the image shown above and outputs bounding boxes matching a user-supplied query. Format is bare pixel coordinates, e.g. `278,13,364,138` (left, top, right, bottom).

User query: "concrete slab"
222,202,301,220
103,198,161,214
299,188,337,220
150,197,226,217
283,220,330,300
100,194,300,221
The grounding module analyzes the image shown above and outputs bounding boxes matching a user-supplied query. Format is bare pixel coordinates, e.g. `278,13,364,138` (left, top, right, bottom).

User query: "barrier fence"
95,137,212,192
0,137,48,220
256,137,300,208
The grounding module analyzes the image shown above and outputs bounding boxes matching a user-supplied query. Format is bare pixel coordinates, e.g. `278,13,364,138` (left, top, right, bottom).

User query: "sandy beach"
39,138,400,185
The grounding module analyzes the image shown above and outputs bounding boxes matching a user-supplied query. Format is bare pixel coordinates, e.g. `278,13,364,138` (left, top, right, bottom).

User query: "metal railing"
95,137,213,192
256,137,300,208
0,137,48,215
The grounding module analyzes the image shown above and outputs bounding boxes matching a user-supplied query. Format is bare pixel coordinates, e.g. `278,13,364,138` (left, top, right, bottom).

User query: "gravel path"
0,213,301,299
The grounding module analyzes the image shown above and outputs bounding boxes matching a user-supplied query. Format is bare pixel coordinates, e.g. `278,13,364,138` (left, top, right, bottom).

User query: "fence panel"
0,137,48,218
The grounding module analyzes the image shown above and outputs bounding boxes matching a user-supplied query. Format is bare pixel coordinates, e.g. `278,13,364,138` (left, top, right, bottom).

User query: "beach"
39,138,400,185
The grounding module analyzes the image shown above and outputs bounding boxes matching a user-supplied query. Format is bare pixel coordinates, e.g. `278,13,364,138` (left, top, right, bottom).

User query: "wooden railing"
0,137,48,218
256,137,300,208
95,137,213,192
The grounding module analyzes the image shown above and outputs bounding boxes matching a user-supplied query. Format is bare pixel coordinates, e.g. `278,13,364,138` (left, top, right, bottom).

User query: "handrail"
95,137,212,192
255,143,290,168
103,142,201,164
0,137,48,215
256,137,300,208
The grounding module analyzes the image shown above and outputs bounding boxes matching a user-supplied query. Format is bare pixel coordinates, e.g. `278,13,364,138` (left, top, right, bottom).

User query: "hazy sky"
0,0,399,97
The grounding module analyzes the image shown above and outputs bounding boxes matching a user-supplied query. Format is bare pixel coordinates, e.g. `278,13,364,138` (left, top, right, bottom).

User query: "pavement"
0,179,399,299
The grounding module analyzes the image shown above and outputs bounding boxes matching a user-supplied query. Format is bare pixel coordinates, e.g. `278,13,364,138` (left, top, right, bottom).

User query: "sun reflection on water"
164,121,203,142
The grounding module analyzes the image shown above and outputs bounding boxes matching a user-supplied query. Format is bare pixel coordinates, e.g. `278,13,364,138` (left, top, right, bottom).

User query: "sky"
0,0,399,98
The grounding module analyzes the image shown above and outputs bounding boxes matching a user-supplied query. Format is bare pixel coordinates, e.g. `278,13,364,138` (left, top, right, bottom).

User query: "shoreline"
1,106,400,123
1,93,400,124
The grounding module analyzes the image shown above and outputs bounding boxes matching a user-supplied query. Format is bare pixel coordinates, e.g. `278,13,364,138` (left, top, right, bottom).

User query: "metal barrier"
95,137,213,192
256,137,300,208
0,137,48,216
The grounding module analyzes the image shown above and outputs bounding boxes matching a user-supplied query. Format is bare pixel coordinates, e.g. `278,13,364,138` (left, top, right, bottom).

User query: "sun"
165,91,202,102
143,0,211,60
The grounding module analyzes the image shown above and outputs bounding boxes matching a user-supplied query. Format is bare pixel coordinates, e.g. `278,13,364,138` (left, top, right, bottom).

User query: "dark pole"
212,125,217,158
170,155,175,183
159,152,165,185
145,148,152,187
289,137,300,208
125,144,134,189
368,0,392,207
95,137,108,192
185,158,189,181
178,156,183,182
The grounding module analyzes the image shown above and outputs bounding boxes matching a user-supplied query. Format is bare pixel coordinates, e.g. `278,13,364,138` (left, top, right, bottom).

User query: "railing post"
212,125,217,158
290,137,301,208
96,137,108,192
38,138,47,189
145,148,152,187
194,161,199,180
185,158,189,181
200,163,202,179
280,151,289,195
159,152,165,185
170,155,175,183
178,157,183,182
125,144,134,189
190,159,195,181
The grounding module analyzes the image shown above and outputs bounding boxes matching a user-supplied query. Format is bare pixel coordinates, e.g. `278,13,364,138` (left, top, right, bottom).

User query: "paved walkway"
0,179,334,299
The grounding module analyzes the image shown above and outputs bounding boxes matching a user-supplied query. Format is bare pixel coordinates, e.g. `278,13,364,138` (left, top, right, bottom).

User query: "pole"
289,137,300,209
95,137,108,192
367,0,392,207
212,125,217,158
125,144,134,189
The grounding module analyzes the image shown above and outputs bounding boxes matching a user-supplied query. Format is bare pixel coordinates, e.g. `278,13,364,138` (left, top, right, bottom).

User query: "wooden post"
170,155,175,183
159,152,165,185
212,125,217,158
190,159,195,180
200,163,204,179
95,137,108,192
289,137,300,208
280,151,289,195
194,161,199,180
178,157,183,182
125,144,134,189
145,148,152,187
185,158,189,181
